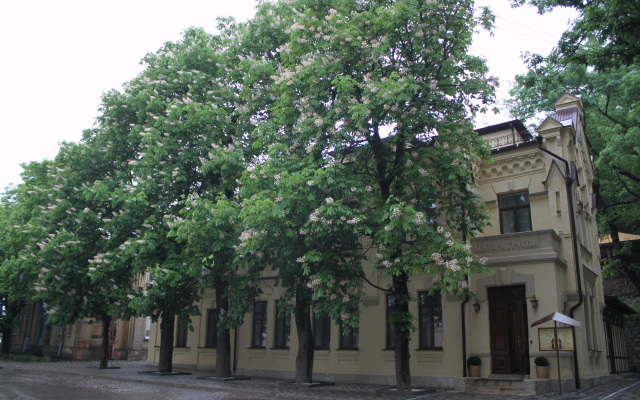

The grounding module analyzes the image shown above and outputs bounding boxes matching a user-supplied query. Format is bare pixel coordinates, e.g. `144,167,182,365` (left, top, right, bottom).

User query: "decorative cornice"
476,151,545,181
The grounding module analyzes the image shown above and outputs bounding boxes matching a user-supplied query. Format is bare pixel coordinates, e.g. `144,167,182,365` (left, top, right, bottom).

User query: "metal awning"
531,312,581,327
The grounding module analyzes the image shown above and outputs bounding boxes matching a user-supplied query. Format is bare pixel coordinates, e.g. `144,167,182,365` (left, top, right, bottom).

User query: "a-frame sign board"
531,312,581,394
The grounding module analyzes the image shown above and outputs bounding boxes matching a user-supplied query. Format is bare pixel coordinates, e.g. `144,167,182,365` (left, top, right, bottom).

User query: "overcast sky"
0,0,576,192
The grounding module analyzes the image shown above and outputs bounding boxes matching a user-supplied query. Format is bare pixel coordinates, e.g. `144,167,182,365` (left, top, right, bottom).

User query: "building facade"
6,274,151,361
147,94,611,392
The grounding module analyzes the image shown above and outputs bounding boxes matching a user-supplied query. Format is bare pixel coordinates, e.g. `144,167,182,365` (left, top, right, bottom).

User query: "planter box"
535,366,550,379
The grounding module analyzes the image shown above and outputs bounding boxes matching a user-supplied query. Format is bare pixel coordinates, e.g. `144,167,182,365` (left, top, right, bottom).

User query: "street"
0,368,266,400
2,360,640,400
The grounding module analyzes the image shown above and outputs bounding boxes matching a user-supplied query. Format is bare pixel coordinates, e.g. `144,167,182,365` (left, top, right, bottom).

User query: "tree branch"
362,274,393,293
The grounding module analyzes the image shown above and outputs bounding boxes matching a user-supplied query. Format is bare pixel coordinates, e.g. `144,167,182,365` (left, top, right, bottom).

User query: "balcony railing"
486,133,531,150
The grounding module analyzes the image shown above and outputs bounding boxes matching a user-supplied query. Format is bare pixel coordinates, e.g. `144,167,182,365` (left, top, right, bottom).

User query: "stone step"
466,378,549,396
475,379,524,389
467,385,529,396
468,379,525,395
488,374,527,381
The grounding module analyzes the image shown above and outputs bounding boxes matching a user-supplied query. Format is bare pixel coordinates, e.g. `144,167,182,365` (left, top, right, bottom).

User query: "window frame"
273,301,290,349
499,191,532,234
175,313,188,348
144,317,151,340
314,313,331,350
251,301,268,349
205,308,218,348
418,291,443,350
339,322,359,350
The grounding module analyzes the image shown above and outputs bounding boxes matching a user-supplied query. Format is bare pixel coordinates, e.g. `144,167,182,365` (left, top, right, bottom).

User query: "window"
419,291,443,349
339,309,359,350
144,317,151,340
176,313,188,348
251,301,267,348
386,294,395,349
427,201,438,228
499,191,532,233
314,314,331,350
205,309,218,348
273,301,290,349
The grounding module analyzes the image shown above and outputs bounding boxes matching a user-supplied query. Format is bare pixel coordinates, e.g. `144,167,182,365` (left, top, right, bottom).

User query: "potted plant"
467,356,481,378
534,356,550,379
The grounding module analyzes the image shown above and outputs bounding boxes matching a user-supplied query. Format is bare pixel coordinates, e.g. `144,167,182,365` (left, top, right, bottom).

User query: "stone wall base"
230,368,611,394
234,368,460,390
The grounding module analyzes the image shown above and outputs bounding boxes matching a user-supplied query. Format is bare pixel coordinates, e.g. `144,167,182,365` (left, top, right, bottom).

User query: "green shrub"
467,356,481,366
534,356,549,367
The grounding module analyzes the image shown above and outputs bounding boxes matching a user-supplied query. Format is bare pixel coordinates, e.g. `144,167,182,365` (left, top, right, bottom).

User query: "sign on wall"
538,327,574,351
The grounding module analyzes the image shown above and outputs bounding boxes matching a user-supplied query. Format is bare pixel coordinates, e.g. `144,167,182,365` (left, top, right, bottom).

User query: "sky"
0,0,577,192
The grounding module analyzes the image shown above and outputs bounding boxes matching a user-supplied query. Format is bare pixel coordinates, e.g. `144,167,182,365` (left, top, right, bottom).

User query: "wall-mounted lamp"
530,295,539,309
473,301,481,312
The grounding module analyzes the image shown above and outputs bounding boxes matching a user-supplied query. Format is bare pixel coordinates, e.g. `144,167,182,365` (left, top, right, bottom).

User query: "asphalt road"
2,360,640,400
0,368,268,400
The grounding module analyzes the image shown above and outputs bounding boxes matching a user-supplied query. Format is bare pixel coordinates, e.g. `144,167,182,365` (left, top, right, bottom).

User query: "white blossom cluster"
431,253,444,266
309,209,321,222
306,276,321,288
445,259,460,272
390,208,402,219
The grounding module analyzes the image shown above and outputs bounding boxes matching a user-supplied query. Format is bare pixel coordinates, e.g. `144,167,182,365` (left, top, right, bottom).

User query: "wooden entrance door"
488,285,530,375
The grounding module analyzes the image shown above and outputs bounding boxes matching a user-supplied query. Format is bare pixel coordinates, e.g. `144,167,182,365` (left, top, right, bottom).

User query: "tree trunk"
158,315,175,373
392,272,412,392
99,313,112,368
0,300,23,355
1,326,12,355
295,292,314,384
41,322,52,362
215,280,231,378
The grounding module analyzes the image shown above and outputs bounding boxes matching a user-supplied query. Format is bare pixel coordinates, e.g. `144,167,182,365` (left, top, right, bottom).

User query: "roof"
530,312,581,327
600,233,640,244
544,107,580,132
605,296,637,315
474,119,530,138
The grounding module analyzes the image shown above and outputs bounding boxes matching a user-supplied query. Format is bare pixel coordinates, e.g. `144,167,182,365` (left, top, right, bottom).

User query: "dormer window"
499,191,532,233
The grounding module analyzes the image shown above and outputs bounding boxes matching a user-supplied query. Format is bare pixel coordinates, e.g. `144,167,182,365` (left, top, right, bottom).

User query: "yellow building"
147,94,611,393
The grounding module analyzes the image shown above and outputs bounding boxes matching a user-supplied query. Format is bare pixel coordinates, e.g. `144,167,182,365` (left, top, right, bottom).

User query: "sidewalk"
1,359,639,400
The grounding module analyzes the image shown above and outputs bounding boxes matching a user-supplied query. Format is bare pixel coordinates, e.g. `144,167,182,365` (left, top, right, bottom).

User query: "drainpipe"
57,325,65,358
461,173,475,377
232,328,238,373
537,136,583,389
461,277,469,377
22,303,34,352
461,230,469,378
